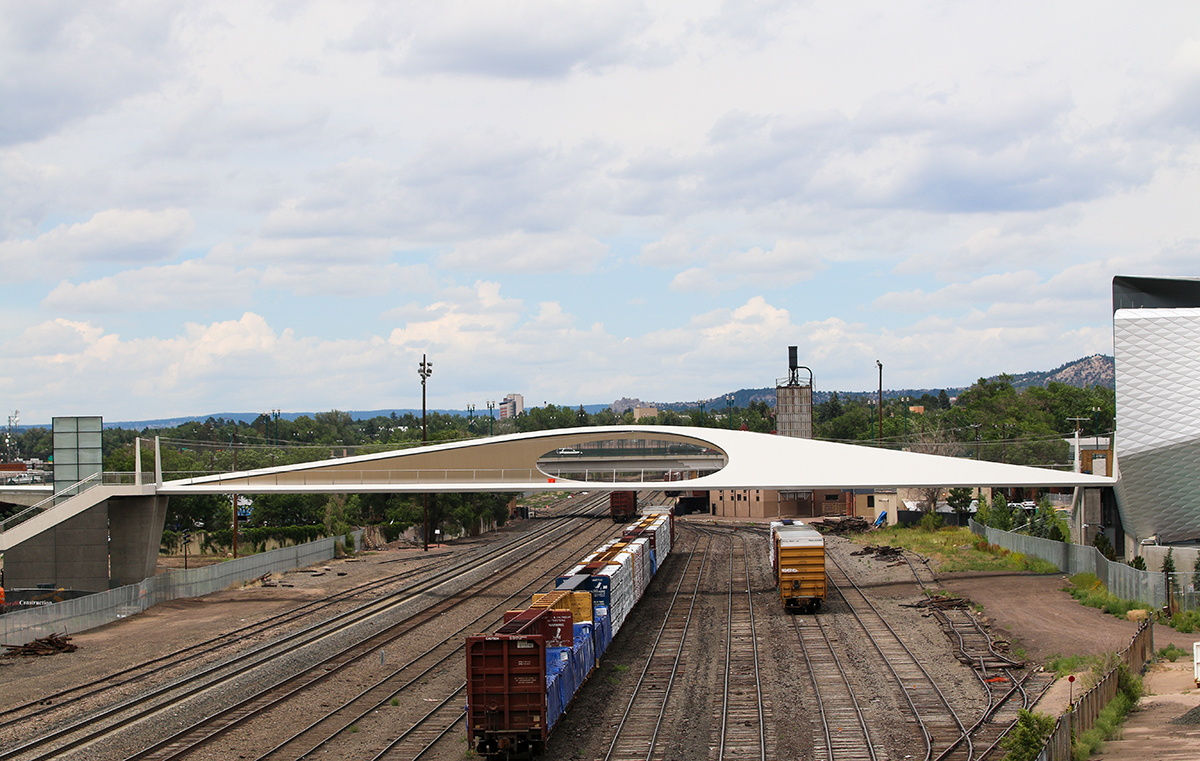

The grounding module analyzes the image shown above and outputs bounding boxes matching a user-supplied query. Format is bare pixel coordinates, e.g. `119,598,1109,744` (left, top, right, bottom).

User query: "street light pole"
418,354,433,551
876,360,883,447
902,396,909,445
487,400,495,436
699,400,705,427
726,395,734,429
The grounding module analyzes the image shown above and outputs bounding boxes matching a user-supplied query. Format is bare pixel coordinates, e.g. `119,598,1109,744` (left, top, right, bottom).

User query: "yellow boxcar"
770,520,826,613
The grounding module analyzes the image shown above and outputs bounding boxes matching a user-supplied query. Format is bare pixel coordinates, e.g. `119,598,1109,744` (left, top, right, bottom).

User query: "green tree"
947,487,974,517
989,492,1013,531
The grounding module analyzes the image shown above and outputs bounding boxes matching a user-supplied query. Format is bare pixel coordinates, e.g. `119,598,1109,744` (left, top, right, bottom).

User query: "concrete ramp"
1,483,154,552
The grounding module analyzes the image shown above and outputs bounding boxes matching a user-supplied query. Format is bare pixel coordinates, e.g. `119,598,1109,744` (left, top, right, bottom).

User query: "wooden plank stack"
2,633,77,657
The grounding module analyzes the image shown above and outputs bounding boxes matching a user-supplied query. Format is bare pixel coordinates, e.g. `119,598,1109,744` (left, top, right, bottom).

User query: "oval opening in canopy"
535,436,727,484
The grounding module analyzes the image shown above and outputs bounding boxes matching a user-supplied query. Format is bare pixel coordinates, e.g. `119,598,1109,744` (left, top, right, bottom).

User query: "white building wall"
1114,307,1200,543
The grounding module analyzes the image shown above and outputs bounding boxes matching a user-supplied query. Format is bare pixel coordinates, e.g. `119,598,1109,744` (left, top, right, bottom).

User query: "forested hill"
647,354,1114,411
1001,354,1113,391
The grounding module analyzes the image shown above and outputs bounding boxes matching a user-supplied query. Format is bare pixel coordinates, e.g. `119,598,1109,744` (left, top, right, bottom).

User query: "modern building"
1112,275,1200,551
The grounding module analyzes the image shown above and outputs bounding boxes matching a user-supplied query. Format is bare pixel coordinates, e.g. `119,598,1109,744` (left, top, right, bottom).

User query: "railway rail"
715,528,767,761
0,494,616,761
825,552,970,761
603,532,709,761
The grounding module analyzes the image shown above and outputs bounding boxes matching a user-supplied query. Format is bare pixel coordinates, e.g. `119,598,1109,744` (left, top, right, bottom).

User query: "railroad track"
0,557,453,733
893,539,1055,761
825,553,970,761
0,490,606,739
0,497,615,761
924,605,1054,761
129,509,619,761
792,610,880,761
604,532,710,761
716,529,767,761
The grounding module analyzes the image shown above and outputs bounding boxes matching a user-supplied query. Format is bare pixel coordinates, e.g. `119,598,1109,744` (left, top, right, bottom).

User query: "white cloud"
0,3,185,145
0,208,194,281
643,237,825,293
438,230,609,273
5,2,1200,420
41,258,255,312
369,1,655,79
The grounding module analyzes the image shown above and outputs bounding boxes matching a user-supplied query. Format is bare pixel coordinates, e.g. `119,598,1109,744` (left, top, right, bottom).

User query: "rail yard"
0,492,1071,761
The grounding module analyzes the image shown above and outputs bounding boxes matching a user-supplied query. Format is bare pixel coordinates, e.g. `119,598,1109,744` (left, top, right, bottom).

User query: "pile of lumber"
851,544,906,560
903,593,972,611
818,516,870,534
2,633,77,657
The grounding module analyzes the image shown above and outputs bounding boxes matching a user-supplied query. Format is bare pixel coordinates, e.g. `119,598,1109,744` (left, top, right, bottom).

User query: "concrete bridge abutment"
3,494,169,592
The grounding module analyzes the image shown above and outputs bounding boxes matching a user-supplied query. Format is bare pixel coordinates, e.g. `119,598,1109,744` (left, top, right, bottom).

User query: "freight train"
770,520,826,612
465,507,675,759
608,490,638,522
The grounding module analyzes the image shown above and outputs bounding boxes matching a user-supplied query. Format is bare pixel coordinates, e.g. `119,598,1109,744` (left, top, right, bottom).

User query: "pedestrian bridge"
0,425,1113,591
157,424,1111,494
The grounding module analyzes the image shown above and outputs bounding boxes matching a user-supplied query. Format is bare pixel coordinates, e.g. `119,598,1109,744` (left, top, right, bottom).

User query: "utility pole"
876,360,883,447
418,354,433,551
969,423,982,459
1067,416,1088,473
231,429,239,559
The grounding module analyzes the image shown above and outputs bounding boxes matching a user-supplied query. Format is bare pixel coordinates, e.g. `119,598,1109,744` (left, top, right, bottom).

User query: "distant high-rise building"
499,393,524,420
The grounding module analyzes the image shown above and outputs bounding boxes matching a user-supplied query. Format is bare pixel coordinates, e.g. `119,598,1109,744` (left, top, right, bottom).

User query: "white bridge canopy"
158,425,1114,495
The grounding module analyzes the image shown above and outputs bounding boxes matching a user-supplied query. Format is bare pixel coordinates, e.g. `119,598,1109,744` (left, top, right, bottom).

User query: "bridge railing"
0,472,151,533
166,467,725,487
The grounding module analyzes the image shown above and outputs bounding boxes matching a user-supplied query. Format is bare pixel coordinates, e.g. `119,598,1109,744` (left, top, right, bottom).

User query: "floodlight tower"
418,354,433,551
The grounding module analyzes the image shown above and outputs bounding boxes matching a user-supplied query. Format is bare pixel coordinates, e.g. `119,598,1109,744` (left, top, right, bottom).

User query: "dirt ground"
936,571,1200,759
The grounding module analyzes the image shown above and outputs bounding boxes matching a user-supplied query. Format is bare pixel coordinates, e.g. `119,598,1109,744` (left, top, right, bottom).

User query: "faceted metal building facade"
1113,276,1200,544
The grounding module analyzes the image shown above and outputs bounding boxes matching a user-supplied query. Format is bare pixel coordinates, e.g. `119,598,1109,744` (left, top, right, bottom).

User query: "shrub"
1001,709,1056,761
1127,555,1147,570
1093,532,1116,560
919,512,944,532
1169,609,1200,634
1157,643,1188,662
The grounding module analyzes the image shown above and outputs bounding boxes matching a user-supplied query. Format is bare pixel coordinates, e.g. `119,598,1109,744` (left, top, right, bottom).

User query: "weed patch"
865,526,1059,573
1064,573,1154,621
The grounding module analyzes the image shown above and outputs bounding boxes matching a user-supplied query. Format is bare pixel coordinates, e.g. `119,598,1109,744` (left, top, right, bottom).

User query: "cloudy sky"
2,1,1199,424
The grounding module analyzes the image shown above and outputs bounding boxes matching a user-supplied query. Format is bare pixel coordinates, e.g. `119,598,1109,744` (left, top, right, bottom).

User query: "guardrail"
0,531,362,645
1036,620,1153,761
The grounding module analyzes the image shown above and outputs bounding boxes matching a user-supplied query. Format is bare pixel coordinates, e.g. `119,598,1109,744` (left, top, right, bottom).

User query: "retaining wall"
1,531,362,645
